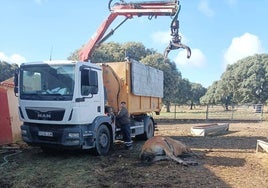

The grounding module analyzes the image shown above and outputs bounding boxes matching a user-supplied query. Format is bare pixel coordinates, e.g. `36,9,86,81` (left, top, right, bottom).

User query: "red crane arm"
79,13,118,62
79,1,179,62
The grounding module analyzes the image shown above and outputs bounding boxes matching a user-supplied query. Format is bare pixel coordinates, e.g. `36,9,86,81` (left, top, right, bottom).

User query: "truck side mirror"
14,69,19,97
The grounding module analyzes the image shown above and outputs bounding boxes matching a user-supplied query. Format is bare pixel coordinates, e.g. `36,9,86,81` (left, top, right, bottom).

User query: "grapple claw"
164,42,191,59
185,45,191,59
179,43,191,59
164,2,191,60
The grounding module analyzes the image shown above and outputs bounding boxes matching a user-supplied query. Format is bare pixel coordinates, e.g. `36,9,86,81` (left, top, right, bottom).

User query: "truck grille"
26,107,65,121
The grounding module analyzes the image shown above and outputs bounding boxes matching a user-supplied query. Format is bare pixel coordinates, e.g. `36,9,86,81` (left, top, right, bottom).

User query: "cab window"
81,69,98,96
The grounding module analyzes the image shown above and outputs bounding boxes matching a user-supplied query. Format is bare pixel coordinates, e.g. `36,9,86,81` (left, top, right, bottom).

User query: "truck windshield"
20,64,75,101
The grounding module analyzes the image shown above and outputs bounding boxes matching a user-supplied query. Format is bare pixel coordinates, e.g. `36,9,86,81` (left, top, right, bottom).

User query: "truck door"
79,68,103,123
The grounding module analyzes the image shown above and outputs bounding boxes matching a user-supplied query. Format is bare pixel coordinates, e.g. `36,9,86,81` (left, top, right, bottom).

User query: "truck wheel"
145,119,154,139
136,118,154,140
94,124,111,156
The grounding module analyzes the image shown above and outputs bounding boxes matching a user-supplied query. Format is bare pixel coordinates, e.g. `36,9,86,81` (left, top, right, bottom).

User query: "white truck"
14,59,163,155
14,0,190,155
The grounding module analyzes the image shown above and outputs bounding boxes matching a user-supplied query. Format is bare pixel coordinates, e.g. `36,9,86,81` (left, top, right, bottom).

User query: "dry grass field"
1,120,268,188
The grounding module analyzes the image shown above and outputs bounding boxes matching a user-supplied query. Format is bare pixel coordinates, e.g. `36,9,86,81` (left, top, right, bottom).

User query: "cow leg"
164,151,188,166
152,155,170,162
152,154,188,166
185,160,198,166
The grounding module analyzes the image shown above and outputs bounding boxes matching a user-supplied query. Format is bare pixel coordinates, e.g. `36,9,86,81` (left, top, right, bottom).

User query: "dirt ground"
1,121,268,188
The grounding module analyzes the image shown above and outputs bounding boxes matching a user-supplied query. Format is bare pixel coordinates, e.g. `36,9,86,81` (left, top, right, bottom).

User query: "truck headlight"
68,133,80,138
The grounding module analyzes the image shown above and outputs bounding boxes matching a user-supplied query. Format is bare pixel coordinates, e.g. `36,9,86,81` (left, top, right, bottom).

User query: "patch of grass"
153,105,267,121
0,149,102,187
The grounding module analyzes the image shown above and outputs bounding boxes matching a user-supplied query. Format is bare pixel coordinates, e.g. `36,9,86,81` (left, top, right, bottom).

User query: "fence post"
231,105,234,120
206,104,209,120
174,105,177,119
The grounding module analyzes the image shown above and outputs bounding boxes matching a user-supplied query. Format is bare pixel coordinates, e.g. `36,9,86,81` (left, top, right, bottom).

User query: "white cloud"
0,52,9,62
198,0,214,17
174,48,206,68
0,52,26,65
223,33,264,66
151,31,171,44
151,31,202,67
151,31,189,45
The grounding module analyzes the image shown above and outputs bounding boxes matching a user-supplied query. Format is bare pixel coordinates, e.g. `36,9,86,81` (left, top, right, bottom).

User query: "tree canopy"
201,54,268,105
188,82,207,109
68,41,155,63
0,61,18,82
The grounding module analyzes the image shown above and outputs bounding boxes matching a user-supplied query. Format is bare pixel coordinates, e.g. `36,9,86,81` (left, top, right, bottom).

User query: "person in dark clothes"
116,101,133,150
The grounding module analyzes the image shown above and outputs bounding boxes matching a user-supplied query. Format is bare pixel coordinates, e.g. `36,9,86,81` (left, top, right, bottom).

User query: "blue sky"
0,0,267,87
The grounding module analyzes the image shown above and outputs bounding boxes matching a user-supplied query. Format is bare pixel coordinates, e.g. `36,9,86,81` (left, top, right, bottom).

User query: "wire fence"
155,104,266,122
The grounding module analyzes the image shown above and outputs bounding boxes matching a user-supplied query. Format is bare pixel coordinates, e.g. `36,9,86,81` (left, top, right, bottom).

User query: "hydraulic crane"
79,0,191,62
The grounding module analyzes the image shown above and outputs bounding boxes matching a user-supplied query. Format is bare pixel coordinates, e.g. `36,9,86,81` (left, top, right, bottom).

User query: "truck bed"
100,60,163,115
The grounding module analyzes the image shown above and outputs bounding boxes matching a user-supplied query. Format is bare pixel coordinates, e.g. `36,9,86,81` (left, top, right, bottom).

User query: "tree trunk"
190,101,194,110
225,103,229,111
166,103,171,112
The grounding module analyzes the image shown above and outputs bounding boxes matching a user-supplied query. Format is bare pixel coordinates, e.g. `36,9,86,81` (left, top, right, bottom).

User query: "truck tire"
94,124,111,156
136,118,154,140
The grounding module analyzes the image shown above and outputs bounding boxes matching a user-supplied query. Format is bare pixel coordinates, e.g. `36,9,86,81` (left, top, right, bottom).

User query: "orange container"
100,60,163,115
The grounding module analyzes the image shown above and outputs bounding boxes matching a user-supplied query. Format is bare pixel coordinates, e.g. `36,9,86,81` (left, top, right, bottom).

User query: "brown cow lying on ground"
140,136,199,166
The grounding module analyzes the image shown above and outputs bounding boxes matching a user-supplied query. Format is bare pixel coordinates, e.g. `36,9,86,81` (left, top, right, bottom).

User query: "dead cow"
140,136,198,166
